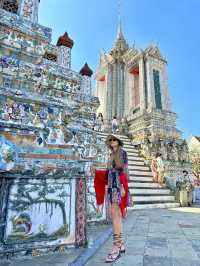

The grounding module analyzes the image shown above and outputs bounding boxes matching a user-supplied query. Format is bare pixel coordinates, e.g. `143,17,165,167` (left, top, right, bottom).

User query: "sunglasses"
109,138,117,142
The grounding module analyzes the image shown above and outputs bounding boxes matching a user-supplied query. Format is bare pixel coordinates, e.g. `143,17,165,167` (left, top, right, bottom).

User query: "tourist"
112,116,118,133
151,154,158,182
156,153,165,187
177,170,194,206
93,134,129,263
96,112,104,132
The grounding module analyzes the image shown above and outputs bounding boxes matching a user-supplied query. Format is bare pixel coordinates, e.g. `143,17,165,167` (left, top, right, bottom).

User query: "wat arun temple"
0,0,192,259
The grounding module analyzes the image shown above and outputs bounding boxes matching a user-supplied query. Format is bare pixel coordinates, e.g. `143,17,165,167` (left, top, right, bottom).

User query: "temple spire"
111,15,128,54
117,15,124,40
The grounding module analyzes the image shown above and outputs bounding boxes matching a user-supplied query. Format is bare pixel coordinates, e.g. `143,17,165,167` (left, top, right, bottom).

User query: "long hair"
110,142,123,169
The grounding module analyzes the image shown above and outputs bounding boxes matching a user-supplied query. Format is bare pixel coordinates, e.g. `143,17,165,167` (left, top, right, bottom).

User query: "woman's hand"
90,166,96,175
120,184,125,197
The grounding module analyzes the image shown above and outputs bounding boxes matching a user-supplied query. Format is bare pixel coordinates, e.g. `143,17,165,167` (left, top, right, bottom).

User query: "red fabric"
94,170,108,205
119,173,129,218
94,170,129,218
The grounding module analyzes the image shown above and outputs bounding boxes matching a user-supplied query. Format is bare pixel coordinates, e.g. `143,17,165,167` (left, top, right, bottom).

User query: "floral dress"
107,148,129,205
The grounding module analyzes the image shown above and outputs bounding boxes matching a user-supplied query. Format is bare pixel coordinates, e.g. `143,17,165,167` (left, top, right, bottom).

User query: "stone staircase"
97,131,179,209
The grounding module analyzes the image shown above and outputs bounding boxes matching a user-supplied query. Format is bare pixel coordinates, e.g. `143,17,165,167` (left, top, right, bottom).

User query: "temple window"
43,53,57,62
0,0,19,14
153,69,162,109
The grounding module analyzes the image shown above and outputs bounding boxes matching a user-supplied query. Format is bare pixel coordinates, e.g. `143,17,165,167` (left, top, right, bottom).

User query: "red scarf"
94,169,129,218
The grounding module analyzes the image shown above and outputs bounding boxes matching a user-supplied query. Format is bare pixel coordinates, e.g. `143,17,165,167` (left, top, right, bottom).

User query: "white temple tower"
96,18,181,144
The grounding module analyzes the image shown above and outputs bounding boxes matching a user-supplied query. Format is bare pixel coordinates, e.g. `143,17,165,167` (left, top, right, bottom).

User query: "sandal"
105,234,121,263
105,249,120,263
119,233,126,254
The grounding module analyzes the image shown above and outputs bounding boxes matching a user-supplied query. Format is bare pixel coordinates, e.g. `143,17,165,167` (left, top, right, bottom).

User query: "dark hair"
183,170,188,174
113,116,116,119
98,113,103,118
155,153,162,158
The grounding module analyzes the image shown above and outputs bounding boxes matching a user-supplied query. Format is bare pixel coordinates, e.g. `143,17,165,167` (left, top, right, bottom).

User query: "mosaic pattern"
5,178,71,244
0,0,106,257
75,178,86,246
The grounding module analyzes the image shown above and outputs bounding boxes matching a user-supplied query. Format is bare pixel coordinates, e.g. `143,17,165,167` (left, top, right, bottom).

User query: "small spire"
79,63,93,77
57,32,74,49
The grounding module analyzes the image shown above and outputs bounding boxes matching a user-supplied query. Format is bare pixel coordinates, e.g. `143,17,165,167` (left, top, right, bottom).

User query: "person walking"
151,154,158,182
111,116,118,133
156,153,165,187
93,134,129,263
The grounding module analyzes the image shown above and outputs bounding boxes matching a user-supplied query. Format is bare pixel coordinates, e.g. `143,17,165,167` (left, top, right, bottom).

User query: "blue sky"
39,0,200,139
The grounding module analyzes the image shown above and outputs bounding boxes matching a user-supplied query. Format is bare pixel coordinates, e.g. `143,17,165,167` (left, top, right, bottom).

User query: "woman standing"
156,153,165,187
96,112,104,132
93,134,129,263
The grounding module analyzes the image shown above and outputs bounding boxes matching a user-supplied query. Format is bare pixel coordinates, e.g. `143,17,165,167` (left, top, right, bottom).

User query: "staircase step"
130,189,171,195
128,161,145,166
128,157,144,161
129,176,153,182
126,151,139,156
129,170,152,176
125,148,139,152
128,165,150,171
129,202,180,210
129,182,165,188
133,195,175,202
123,144,137,148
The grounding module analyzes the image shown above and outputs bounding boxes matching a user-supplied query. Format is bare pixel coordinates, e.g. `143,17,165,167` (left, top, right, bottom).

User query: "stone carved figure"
171,142,179,161
159,141,168,160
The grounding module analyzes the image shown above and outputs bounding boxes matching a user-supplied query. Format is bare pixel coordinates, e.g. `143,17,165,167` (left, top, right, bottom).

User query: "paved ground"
1,207,200,266
86,207,200,266
0,224,111,266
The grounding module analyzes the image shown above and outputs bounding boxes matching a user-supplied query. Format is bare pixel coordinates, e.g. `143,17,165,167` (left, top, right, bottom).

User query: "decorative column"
106,64,113,120
19,0,40,23
112,62,117,118
75,178,87,246
57,32,74,69
79,63,93,95
145,58,155,111
139,56,146,111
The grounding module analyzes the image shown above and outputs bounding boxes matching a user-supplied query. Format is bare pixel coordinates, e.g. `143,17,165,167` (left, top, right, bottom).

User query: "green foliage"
189,149,200,178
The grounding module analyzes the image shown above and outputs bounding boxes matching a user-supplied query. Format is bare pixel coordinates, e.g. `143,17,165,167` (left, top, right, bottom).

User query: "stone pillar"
19,0,39,23
106,64,113,120
161,63,171,111
57,32,74,69
146,58,155,111
79,63,93,95
139,56,146,111
112,63,117,117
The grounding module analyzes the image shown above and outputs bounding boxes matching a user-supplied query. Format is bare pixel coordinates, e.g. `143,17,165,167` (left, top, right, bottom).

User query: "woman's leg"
105,203,122,261
111,203,122,236
158,171,164,186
